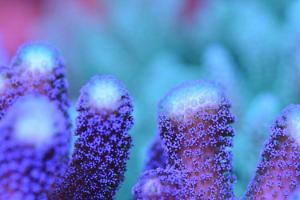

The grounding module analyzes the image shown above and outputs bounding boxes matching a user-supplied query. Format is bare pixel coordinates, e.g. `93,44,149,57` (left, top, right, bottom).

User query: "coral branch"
11,42,70,116
144,137,168,171
51,75,134,200
133,168,189,200
245,105,300,200
0,95,70,199
134,80,235,200
0,66,22,119
157,80,235,199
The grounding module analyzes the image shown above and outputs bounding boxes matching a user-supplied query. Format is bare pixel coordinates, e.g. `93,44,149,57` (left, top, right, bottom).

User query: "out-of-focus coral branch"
245,105,300,199
144,137,168,171
0,95,70,199
0,42,71,200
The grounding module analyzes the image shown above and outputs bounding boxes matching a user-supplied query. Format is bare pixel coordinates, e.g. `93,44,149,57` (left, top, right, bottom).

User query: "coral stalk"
245,105,300,200
157,80,235,199
0,95,70,200
10,43,70,116
0,66,22,119
144,136,168,171
51,75,134,200
133,168,189,200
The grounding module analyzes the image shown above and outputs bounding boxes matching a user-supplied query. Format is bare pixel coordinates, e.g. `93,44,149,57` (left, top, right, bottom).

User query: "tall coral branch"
134,80,236,200
158,80,235,199
51,75,134,200
0,43,71,200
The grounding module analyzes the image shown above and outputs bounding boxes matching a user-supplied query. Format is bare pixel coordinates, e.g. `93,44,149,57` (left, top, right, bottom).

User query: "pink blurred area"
0,0,44,56
0,0,106,57
181,0,207,23
0,0,206,58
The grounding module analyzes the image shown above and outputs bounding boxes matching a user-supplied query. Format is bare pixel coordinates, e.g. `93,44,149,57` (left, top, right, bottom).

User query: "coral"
11,43,70,116
133,168,189,200
144,137,168,171
0,42,73,200
0,43,70,120
0,43,136,200
0,95,69,200
50,75,134,200
3,39,300,200
245,105,300,200
135,80,236,200
136,81,300,200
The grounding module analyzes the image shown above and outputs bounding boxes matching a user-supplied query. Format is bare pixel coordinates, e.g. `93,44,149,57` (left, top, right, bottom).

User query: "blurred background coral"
1,0,299,199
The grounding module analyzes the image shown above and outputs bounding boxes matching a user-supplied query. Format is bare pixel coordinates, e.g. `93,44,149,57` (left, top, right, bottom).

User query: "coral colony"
1,42,300,200
0,43,134,200
133,81,300,200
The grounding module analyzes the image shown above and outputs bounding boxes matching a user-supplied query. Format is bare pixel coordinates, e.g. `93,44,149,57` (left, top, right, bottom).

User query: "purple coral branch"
51,75,134,200
245,105,300,200
0,95,70,199
10,42,70,116
1,42,300,200
134,80,236,200
0,43,71,200
133,168,190,200
144,136,168,171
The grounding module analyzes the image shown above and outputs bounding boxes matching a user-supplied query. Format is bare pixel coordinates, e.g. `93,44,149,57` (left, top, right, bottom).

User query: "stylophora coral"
0,43,134,200
134,81,235,200
1,42,300,200
245,105,300,199
0,43,72,200
0,95,69,200
50,76,134,200
134,80,300,200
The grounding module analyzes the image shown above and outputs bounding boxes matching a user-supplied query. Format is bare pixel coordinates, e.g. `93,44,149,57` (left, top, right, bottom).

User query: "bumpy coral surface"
158,80,235,199
133,168,189,200
245,105,300,200
51,75,134,200
11,43,70,116
144,137,168,171
135,80,236,200
0,95,70,200
0,66,21,119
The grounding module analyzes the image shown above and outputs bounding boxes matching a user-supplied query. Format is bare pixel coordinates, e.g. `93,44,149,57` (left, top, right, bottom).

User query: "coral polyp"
0,95,69,200
245,105,300,199
51,75,134,200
